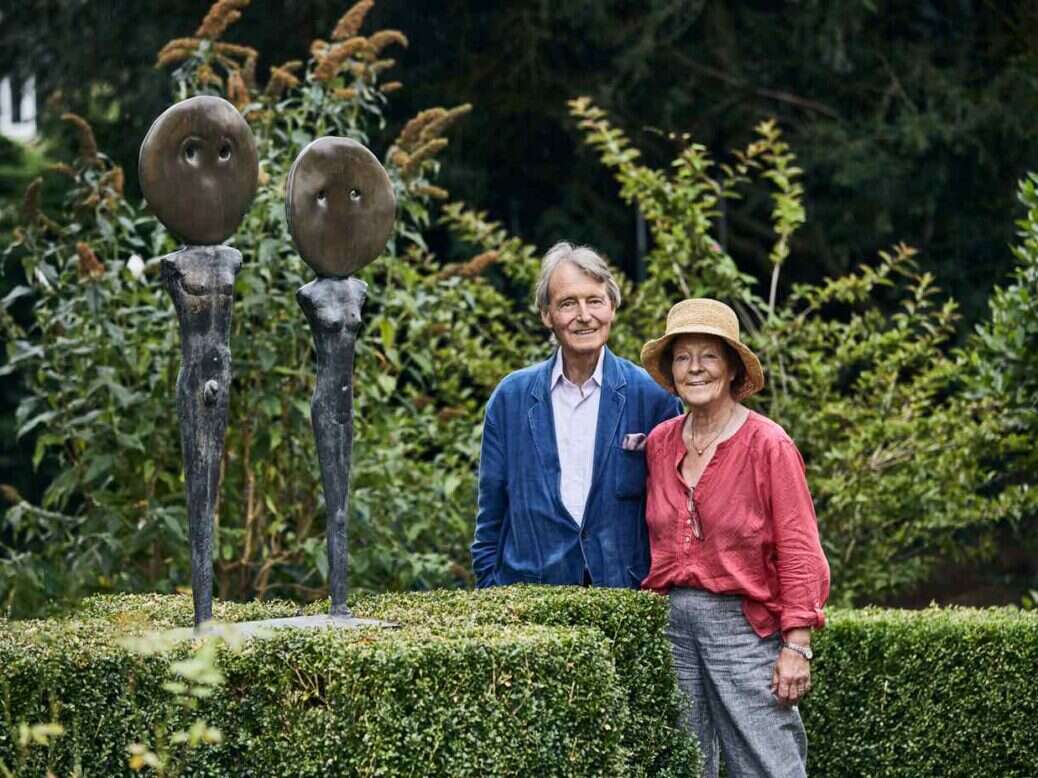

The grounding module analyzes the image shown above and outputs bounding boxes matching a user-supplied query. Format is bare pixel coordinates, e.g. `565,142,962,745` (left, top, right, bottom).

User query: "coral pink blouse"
641,410,830,638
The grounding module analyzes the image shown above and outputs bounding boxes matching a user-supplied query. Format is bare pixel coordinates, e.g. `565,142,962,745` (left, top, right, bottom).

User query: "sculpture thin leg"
162,245,242,627
297,276,367,618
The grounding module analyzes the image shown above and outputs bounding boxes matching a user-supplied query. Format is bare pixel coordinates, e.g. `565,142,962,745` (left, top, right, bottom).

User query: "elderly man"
471,242,681,588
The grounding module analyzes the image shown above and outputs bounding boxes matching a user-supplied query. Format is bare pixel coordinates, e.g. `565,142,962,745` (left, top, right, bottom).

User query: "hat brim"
640,326,764,402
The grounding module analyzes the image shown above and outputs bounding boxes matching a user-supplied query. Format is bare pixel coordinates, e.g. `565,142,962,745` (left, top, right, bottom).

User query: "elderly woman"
639,298,830,778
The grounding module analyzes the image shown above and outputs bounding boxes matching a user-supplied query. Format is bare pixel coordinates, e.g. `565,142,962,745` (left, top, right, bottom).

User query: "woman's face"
671,334,734,410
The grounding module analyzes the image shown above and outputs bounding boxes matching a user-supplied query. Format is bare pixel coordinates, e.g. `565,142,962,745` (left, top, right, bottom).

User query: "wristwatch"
781,641,813,661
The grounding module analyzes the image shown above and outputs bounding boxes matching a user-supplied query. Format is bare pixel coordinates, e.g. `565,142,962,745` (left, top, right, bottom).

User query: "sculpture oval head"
286,137,396,278
139,95,259,245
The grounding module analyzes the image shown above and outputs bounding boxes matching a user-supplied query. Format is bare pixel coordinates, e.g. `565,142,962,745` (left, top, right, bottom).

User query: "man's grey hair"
534,242,622,312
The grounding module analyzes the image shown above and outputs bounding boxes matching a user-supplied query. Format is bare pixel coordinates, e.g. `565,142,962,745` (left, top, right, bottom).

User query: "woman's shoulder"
741,410,797,450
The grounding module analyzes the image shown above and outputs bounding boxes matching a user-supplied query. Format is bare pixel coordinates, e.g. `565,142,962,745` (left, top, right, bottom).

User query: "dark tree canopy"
4,1,1036,321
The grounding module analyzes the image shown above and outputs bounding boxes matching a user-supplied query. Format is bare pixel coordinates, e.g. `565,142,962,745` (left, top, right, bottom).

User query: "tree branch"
678,56,840,119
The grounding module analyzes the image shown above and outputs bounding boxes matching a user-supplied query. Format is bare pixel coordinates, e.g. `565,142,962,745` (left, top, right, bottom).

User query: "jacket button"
581,530,588,540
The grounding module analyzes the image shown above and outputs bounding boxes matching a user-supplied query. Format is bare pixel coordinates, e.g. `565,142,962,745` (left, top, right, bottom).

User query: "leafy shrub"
0,1,544,615
460,97,1038,605
971,173,1038,482
0,587,697,777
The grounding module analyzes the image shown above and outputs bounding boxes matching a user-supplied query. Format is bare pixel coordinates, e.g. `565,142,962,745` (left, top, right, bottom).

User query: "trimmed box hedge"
806,606,1038,778
343,586,699,777
3,589,1035,776
0,588,698,776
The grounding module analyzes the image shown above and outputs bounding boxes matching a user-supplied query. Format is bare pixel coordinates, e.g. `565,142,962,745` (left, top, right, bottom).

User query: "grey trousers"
667,588,808,778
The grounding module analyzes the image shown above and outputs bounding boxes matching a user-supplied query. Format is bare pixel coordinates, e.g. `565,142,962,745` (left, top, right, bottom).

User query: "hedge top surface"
826,604,1038,627
0,598,616,672
6,590,1037,641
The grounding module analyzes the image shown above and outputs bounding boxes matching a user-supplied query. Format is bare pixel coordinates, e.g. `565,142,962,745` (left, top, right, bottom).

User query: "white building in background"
0,75,38,142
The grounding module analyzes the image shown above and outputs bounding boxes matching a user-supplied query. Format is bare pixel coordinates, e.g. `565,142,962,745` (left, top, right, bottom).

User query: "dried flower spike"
265,66,300,98
402,138,448,176
458,250,500,277
380,81,403,94
60,113,99,165
397,108,447,151
156,38,201,68
332,0,374,40
227,70,250,110
22,178,42,223
195,0,251,40
313,37,373,82
242,55,257,89
413,184,448,200
369,29,408,54
421,103,472,142
76,242,105,279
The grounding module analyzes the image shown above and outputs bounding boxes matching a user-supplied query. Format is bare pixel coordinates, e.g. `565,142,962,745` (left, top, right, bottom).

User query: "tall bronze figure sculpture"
287,137,396,618
139,96,258,627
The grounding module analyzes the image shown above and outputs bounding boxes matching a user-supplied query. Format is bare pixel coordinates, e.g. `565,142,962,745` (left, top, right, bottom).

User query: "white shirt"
550,348,605,525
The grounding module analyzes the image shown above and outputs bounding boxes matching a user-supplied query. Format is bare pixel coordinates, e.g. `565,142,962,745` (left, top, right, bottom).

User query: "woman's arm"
765,436,829,705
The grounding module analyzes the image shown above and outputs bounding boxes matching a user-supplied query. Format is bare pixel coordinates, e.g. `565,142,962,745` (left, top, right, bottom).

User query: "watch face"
139,96,258,245
784,642,812,660
286,136,396,278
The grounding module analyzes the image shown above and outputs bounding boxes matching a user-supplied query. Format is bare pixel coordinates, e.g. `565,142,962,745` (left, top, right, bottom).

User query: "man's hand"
771,628,811,706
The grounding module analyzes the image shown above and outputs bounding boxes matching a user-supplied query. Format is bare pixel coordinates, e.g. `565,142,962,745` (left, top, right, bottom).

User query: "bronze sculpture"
140,95,257,627
289,137,395,618
140,100,394,629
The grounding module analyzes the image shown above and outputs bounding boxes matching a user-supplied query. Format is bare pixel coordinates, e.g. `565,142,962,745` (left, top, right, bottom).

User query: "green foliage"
971,174,1038,480
0,588,697,776
534,99,1037,604
0,4,549,616
806,606,1038,777
122,629,228,775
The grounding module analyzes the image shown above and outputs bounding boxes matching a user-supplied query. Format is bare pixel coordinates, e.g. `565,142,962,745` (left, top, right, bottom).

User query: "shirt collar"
551,347,606,389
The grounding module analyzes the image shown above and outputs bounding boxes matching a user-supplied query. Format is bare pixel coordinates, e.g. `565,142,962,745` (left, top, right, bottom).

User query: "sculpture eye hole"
317,190,327,203
184,143,198,163
218,143,232,161
349,188,361,202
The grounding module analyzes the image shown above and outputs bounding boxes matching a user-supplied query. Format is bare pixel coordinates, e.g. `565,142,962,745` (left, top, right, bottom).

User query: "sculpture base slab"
167,614,398,641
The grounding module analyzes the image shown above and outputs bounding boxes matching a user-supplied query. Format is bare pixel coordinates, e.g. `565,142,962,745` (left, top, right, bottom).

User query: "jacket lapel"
527,354,560,476
588,349,626,514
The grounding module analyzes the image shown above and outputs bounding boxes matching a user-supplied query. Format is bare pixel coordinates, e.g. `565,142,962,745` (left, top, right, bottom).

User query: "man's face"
540,261,615,359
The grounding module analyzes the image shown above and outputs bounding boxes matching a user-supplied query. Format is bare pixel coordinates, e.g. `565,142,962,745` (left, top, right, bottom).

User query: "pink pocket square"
622,433,647,451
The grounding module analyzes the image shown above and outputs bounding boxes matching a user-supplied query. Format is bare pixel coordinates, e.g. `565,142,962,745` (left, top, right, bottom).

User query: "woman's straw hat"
640,298,764,401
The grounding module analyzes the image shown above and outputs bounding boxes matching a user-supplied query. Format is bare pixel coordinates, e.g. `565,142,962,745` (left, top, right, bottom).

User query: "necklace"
688,406,736,456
